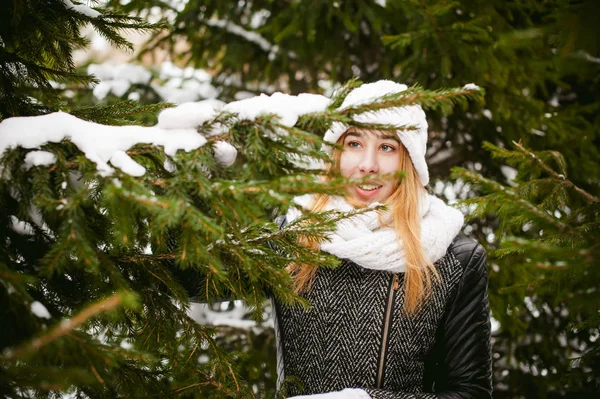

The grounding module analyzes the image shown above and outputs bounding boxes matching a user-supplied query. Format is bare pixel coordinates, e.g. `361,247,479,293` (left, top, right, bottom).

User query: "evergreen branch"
338,85,483,116
329,78,362,109
3,292,127,360
119,253,180,262
455,168,577,234
71,101,172,125
512,141,599,204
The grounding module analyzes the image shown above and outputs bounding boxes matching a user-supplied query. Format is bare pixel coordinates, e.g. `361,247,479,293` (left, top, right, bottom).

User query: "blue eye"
347,141,361,148
381,144,395,152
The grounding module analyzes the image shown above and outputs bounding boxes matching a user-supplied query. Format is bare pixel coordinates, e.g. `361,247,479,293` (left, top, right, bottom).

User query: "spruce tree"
452,141,599,396
108,0,599,396
0,3,483,397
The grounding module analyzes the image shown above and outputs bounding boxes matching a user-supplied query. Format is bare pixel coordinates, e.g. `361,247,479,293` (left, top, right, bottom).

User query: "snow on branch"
61,0,101,19
0,111,207,177
0,92,330,176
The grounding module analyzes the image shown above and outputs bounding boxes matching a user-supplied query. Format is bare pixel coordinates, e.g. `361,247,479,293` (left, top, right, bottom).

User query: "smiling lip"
355,184,383,198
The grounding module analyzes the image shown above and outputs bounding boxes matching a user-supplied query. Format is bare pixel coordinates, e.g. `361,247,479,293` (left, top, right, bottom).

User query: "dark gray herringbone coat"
273,234,492,399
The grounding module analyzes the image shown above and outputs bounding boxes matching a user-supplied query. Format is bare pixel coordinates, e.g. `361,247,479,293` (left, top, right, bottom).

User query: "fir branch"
329,78,362,109
3,292,129,360
71,101,172,125
338,85,484,116
512,141,599,204
454,168,577,234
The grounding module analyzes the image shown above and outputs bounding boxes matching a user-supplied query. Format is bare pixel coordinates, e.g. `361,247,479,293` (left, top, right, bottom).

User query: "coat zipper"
376,273,399,388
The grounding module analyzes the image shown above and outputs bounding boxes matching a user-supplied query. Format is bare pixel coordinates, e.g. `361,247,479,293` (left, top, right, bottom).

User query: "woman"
273,81,492,398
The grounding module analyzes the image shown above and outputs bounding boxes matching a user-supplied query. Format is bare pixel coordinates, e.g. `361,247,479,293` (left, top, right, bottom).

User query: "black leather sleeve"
363,236,493,399
429,235,493,398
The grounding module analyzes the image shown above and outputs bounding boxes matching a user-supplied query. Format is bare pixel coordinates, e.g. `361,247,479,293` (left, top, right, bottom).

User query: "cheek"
339,152,356,177
381,156,401,174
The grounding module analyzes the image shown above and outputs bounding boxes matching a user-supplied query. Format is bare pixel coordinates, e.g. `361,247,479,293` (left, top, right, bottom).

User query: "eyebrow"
345,131,399,142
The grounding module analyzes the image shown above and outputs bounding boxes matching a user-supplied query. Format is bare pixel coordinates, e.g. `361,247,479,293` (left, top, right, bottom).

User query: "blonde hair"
286,130,439,315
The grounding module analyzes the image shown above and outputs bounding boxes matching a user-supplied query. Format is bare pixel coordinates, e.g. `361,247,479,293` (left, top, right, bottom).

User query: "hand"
288,388,371,399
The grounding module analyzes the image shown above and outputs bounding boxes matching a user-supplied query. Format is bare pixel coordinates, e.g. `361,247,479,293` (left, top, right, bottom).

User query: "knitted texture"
286,194,464,273
273,251,464,397
323,80,430,186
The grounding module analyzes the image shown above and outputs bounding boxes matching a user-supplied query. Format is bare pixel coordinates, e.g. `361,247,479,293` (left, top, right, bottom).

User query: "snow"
576,50,600,64
159,62,211,82
88,62,218,103
234,91,256,100
9,215,35,236
110,150,146,177
213,141,238,166
23,151,56,169
61,0,101,18
0,89,331,176
153,78,219,104
223,92,330,127
250,10,271,29
157,99,225,130
88,63,152,100
339,80,407,109
88,63,152,84
31,301,51,319
500,165,518,185
463,83,480,91
0,111,207,177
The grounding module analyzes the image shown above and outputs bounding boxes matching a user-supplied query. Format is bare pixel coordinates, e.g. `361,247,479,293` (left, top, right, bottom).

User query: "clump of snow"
152,62,218,104
31,301,51,319
223,92,330,127
109,150,146,177
9,215,35,235
463,83,480,91
339,80,408,110
1,90,332,177
234,91,256,100
120,340,133,350
24,151,56,169
0,112,207,177
157,99,225,130
501,165,518,186
62,0,101,18
250,10,271,29
160,62,212,82
88,63,152,100
88,61,219,103
153,79,219,104
213,141,237,166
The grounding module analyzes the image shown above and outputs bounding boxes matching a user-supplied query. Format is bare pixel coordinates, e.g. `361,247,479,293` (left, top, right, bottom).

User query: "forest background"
0,0,598,398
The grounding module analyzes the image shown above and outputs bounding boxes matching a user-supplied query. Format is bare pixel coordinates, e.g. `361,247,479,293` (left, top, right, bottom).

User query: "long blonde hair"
286,130,439,315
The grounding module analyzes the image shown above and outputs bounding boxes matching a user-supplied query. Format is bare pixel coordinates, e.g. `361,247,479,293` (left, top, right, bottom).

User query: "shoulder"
447,233,487,275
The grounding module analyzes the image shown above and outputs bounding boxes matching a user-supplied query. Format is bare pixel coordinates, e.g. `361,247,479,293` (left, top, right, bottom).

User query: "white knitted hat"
323,80,430,186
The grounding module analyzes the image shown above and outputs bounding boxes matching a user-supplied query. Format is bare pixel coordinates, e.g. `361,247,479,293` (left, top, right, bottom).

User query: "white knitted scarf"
286,193,464,273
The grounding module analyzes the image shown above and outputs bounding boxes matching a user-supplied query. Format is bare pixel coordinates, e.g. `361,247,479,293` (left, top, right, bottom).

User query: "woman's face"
339,130,402,205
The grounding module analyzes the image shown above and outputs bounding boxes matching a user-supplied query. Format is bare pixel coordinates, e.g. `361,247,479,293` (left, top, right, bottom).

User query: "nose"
358,149,379,174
